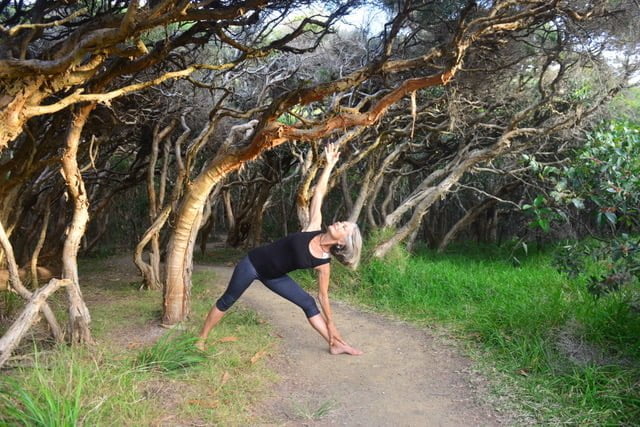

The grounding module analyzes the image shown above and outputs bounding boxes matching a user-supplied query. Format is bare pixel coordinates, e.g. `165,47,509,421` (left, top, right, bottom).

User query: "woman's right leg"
197,256,258,349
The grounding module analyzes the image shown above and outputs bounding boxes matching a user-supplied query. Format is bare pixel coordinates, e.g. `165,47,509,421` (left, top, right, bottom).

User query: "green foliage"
609,87,640,122
327,240,640,424
555,235,640,299
549,120,640,298
522,195,564,232
134,332,207,372
0,353,85,427
567,121,640,229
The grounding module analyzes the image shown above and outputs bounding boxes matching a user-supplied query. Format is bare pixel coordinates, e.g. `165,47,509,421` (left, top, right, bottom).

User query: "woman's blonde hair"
330,222,362,269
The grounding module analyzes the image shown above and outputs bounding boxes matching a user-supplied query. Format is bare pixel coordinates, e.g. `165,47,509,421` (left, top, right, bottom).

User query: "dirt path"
197,265,511,426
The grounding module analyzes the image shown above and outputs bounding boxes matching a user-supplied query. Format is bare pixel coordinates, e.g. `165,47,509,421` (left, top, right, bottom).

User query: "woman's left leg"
261,275,362,355
197,256,258,349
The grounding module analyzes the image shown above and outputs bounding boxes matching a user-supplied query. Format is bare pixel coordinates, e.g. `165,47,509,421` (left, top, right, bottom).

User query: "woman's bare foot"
196,338,206,351
330,341,363,355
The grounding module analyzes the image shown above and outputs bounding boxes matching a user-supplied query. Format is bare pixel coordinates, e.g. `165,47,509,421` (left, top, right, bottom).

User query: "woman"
197,143,363,355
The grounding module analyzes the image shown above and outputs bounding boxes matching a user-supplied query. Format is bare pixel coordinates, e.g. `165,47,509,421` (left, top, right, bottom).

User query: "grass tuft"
0,352,84,427
293,399,337,420
134,332,208,372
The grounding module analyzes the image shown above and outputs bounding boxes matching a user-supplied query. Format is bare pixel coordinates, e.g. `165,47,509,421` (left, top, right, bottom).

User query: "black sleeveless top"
248,230,331,279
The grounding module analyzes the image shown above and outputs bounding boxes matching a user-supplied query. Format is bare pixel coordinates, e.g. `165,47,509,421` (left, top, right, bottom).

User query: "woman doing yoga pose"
197,143,363,355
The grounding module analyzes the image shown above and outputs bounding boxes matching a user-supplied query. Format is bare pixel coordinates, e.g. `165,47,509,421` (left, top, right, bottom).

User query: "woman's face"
328,221,354,244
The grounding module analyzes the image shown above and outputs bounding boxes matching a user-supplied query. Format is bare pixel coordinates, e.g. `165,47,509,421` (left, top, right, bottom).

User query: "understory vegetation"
0,266,277,426
1,1,640,424
295,238,640,425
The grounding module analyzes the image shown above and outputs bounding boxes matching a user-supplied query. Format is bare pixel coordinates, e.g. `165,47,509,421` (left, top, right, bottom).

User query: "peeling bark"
163,121,258,324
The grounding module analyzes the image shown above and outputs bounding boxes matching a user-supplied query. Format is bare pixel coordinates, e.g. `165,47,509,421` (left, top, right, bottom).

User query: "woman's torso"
247,231,330,279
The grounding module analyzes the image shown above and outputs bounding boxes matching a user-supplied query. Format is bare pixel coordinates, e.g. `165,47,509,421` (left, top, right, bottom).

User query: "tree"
161,1,639,323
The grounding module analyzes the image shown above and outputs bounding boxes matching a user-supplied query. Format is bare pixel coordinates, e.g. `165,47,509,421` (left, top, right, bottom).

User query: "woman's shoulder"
300,226,323,233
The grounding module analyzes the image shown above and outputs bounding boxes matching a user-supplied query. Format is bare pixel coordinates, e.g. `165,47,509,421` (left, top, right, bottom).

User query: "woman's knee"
300,294,320,318
215,295,235,312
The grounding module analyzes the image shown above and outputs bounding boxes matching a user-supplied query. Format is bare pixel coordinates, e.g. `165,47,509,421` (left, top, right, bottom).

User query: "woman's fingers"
324,143,340,164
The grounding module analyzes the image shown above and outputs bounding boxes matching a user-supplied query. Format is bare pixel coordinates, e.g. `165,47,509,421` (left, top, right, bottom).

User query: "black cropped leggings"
216,256,321,318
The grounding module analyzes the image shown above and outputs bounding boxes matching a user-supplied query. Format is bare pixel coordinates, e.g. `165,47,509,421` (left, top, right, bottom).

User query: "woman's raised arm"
304,143,340,231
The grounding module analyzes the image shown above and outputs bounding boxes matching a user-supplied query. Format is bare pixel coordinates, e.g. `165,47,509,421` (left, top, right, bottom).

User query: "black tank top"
248,230,331,279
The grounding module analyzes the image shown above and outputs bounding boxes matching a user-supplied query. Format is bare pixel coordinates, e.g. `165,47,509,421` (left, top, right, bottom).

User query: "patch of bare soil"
197,265,515,426
81,257,167,350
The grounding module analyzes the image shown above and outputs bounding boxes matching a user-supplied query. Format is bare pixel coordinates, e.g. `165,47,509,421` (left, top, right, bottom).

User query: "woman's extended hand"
327,322,345,346
324,142,340,167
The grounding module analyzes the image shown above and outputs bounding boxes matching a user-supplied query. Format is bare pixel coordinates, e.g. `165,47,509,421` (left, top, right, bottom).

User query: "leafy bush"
566,120,640,229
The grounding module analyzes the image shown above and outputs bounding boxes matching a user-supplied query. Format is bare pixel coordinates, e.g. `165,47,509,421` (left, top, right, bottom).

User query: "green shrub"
134,332,207,372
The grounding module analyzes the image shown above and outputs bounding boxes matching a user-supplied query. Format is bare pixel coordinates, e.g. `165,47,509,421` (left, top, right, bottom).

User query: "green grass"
134,332,208,372
0,260,278,426
294,241,640,425
0,350,85,426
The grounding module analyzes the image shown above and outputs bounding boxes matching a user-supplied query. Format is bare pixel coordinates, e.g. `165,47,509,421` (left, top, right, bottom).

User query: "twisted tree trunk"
60,104,94,344
163,121,259,324
374,134,517,258
437,181,520,252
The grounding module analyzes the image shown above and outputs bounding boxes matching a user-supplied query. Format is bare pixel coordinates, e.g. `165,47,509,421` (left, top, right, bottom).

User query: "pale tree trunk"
295,149,317,230
0,278,70,368
437,181,519,252
487,207,499,243
135,114,193,289
223,189,235,231
134,206,172,290
163,121,258,324
347,165,375,223
29,202,50,287
383,168,448,228
351,139,408,225
60,104,94,344
0,219,64,342
438,198,497,252
340,173,354,214
366,176,385,228
374,135,515,258
406,227,420,252
136,121,176,290
381,174,402,219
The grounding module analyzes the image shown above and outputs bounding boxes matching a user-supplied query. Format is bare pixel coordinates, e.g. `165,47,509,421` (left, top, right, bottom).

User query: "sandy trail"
198,265,508,426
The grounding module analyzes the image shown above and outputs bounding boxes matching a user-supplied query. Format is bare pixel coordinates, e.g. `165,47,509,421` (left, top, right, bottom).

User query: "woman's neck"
318,233,335,254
